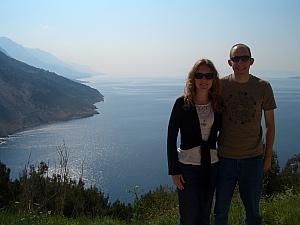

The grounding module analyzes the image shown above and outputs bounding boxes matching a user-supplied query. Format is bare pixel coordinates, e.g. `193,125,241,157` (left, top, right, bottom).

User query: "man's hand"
264,155,272,173
172,174,185,190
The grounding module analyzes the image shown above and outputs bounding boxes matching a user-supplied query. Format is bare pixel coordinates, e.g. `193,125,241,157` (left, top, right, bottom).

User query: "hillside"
0,51,103,137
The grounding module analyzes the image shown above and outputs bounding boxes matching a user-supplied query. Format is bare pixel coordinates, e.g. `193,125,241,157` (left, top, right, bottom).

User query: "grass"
1,190,299,225
0,213,128,225
260,190,300,225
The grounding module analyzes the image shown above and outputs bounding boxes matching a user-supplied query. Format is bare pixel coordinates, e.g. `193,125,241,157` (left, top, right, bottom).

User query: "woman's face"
194,65,213,93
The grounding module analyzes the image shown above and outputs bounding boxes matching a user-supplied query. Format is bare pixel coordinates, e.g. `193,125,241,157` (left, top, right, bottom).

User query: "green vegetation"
0,149,300,225
0,188,299,225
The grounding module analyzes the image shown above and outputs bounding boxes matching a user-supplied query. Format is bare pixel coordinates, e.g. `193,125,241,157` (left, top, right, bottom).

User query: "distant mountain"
0,37,101,79
0,50,103,137
0,46,9,56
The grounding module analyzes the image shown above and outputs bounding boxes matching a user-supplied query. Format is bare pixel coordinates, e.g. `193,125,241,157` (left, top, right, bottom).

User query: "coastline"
0,102,102,139
0,137,7,144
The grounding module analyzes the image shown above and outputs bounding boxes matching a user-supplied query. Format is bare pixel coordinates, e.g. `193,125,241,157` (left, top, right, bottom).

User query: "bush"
132,186,178,221
0,160,132,221
0,162,13,208
263,151,283,196
1,147,299,224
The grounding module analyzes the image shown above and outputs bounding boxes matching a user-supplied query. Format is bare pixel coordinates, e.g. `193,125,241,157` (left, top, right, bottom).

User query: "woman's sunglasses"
194,73,214,80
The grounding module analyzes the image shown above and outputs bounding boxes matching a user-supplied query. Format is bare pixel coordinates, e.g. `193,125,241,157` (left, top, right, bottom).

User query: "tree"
263,150,283,196
281,153,300,193
0,161,13,207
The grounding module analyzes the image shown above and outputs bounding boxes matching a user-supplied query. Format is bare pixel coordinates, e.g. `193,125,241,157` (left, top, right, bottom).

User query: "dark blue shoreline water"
0,76,299,202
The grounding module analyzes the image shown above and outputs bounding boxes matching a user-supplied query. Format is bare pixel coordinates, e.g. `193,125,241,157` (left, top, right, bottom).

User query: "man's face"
228,46,253,76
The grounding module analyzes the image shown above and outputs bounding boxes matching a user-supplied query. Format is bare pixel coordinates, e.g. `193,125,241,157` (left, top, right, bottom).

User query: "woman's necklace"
196,102,212,127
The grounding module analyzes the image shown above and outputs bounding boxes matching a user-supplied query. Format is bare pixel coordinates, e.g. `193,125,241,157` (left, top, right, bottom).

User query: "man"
214,43,276,225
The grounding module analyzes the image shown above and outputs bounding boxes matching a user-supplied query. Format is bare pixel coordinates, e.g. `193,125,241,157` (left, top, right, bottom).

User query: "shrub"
0,162,13,208
133,185,178,221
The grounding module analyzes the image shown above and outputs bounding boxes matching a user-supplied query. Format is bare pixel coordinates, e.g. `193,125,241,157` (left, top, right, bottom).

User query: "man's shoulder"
250,74,272,87
220,74,270,83
220,75,232,87
220,74,232,81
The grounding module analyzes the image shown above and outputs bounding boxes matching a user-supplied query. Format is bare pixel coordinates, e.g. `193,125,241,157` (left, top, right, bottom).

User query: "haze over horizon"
1,0,300,78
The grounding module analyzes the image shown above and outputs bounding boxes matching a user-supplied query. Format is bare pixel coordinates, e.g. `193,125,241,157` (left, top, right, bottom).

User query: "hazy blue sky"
1,0,300,77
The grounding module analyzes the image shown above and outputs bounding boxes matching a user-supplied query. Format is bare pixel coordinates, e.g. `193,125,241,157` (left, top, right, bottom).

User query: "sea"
0,75,299,203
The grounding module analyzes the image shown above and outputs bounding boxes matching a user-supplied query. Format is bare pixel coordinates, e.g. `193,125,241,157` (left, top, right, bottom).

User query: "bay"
0,76,299,202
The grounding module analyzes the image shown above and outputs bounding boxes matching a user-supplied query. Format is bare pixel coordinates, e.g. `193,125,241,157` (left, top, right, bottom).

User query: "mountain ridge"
0,37,102,79
0,50,103,137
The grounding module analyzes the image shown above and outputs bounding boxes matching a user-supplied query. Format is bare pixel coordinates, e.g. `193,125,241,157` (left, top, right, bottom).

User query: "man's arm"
264,109,275,172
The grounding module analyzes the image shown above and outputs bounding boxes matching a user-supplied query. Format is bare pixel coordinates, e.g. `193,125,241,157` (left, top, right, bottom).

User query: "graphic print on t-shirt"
223,90,257,125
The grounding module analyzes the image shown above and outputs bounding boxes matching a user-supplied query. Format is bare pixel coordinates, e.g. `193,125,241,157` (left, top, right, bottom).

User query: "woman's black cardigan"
167,96,221,175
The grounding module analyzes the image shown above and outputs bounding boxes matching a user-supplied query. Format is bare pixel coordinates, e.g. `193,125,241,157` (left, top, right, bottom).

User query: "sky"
1,0,300,78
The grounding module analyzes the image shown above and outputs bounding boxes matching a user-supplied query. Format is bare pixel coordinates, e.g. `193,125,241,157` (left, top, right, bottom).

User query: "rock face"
0,50,103,137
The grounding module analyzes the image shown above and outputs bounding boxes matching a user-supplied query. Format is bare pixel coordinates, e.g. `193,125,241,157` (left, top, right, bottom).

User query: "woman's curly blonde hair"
184,58,221,112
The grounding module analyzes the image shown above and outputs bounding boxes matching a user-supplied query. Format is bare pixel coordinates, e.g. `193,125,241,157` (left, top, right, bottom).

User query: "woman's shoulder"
172,96,187,112
174,95,185,104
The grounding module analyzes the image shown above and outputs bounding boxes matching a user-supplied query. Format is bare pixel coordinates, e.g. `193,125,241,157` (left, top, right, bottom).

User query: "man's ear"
250,58,254,65
228,59,233,67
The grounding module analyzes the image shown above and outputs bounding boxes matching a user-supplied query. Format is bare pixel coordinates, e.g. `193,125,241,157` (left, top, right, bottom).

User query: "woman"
167,59,221,225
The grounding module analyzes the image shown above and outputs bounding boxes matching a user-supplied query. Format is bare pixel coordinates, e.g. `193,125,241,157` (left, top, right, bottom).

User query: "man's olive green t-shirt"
219,74,277,159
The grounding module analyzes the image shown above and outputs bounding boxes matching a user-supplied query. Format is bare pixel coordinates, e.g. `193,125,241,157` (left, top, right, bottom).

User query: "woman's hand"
172,174,185,190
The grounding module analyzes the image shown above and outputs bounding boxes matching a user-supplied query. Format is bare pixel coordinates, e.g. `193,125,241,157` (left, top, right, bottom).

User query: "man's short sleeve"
263,82,277,111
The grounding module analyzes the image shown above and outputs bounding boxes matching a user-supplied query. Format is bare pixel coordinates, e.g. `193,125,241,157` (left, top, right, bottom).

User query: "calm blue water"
0,76,299,202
